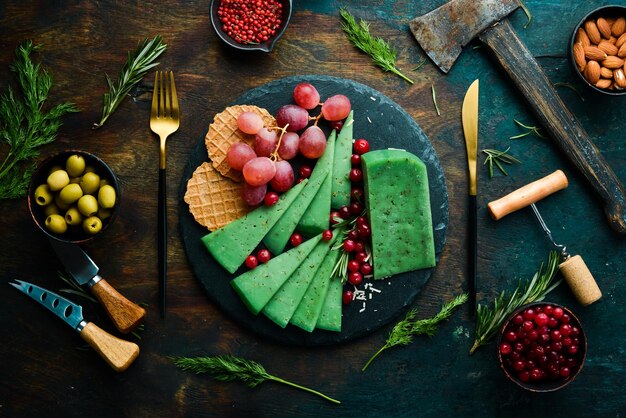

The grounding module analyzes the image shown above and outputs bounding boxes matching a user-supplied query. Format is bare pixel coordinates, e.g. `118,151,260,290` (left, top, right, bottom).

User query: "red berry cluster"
217,0,283,45
500,304,583,384
340,139,372,306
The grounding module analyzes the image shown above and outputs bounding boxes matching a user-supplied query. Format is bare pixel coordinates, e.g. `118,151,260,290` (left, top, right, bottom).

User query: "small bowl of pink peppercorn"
497,302,587,392
210,0,293,52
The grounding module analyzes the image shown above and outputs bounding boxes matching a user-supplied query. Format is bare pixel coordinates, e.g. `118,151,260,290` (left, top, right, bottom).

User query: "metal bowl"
209,0,292,52
27,150,121,244
569,5,626,96
497,302,587,392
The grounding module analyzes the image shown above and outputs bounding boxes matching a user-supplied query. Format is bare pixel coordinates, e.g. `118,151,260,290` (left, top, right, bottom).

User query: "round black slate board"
179,75,448,346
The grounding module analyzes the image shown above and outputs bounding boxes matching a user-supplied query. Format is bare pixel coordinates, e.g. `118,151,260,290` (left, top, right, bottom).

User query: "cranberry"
347,260,360,273
353,241,365,253
514,342,524,352
561,313,571,324
560,324,572,336
570,326,580,337
348,271,363,285
530,368,543,381
330,211,341,224
349,168,363,182
550,330,562,342
360,262,372,275
299,165,312,179
356,216,368,226
342,290,353,305
551,342,563,352
538,334,550,345
506,331,517,342
562,337,573,347
527,330,538,341
523,321,534,332
339,205,351,219
350,201,363,214
289,233,303,247
534,313,549,327
500,342,512,355
567,345,578,355
355,251,368,263
245,255,258,269
330,120,344,131
552,307,564,319
348,230,359,241
257,249,271,263
351,188,364,201
518,371,530,382
343,239,356,252
548,317,559,328
523,309,536,321
512,314,524,325
560,367,571,378
537,325,549,335
512,361,525,371
351,154,361,166
543,305,554,316
353,139,370,154
322,229,333,241
357,223,371,238
264,192,279,206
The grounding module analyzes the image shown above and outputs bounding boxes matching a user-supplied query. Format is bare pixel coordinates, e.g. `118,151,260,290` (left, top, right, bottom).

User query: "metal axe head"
409,0,520,73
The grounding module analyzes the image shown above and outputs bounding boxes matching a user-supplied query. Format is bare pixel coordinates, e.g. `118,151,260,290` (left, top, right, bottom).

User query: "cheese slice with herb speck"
315,274,343,332
361,149,435,279
330,111,353,208
201,179,307,274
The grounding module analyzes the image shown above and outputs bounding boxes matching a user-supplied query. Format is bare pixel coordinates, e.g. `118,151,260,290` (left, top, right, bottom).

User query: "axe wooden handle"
478,19,626,234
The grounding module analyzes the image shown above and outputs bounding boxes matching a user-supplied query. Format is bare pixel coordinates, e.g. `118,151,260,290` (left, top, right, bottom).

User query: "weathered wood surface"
1,1,624,416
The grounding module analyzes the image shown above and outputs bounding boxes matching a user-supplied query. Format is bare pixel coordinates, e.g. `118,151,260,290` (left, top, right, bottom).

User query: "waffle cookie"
205,105,276,181
184,162,250,231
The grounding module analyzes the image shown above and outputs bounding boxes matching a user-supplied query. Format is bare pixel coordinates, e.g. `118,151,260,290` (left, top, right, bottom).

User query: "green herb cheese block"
315,275,343,332
201,179,308,274
263,144,332,254
230,234,322,315
262,234,335,328
297,129,336,236
361,149,435,279
330,111,353,208
290,246,341,332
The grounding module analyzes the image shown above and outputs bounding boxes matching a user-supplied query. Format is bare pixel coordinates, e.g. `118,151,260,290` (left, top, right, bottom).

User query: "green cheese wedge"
201,179,308,274
290,247,341,332
263,156,331,254
361,149,435,279
297,129,336,236
315,275,343,332
330,111,353,208
262,235,334,328
230,234,322,314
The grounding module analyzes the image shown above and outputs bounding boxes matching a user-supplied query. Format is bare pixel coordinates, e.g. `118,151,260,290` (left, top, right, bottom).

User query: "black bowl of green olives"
28,150,121,244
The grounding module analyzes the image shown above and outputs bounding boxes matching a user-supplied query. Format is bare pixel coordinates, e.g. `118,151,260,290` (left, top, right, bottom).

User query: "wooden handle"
91,279,146,333
479,20,626,233
80,322,140,372
560,255,602,306
488,170,568,220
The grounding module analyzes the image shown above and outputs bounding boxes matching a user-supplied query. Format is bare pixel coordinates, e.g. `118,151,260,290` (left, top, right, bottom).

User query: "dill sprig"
482,147,521,178
510,119,545,139
362,293,468,371
470,251,561,354
171,355,341,405
340,8,414,84
93,35,167,129
0,41,79,200
431,85,441,116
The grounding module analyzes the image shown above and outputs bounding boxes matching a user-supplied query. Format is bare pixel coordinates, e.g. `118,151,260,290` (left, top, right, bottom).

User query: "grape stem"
311,113,323,127
269,124,289,161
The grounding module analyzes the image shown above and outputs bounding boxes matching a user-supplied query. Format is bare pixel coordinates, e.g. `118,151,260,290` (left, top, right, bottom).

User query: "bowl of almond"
570,5,626,95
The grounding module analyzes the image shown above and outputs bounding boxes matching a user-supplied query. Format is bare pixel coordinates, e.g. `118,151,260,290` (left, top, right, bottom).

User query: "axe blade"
409,0,520,73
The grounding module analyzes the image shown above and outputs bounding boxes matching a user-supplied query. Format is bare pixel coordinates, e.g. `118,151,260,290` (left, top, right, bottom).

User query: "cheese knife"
10,279,139,372
462,79,479,316
49,240,145,333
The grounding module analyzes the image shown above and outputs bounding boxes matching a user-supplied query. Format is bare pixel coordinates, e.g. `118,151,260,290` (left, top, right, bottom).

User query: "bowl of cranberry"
497,302,587,392
210,0,293,52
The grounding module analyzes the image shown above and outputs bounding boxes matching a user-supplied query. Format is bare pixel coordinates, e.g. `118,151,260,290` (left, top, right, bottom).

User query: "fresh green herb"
482,147,521,178
412,57,427,71
520,0,533,29
510,119,545,139
470,251,560,354
58,270,97,303
171,355,341,405
93,35,167,129
340,8,414,84
0,41,79,200
554,82,585,102
431,84,441,116
362,293,468,371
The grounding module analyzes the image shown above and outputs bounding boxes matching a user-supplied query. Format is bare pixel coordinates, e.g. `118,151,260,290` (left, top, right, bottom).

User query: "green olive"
79,172,100,195
83,216,102,235
34,184,53,206
98,184,116,209
66,154,86,177
44,204,60,217
54,194,71,211
59,183,84,205
97,207,112,220
45,214,68,234
47,169,70,191
77,195,98,217
65,206,83,226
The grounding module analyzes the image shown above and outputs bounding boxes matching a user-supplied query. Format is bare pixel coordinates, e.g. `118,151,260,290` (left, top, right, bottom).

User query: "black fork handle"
158,167,166,318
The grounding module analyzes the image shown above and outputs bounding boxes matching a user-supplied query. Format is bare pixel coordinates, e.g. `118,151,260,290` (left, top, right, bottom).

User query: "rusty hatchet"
411,0,626,234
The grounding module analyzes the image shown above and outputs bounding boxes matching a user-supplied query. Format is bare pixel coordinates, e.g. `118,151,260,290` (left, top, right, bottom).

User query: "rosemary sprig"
482,147,521,178
519,0,533,29
510,119,545,139
412,57,427,71
362,293,468,371
0,41,79,200
171,355,341,405
340,8,414,84
58,270,97,303
554,82,585,102
431,85,441,116
93,35,167,129
470,251,561,354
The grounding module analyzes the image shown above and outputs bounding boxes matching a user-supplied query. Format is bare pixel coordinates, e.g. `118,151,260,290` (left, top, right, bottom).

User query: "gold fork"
150,70,180,318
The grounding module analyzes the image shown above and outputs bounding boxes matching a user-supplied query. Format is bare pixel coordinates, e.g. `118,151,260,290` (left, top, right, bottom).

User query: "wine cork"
559,255,602,306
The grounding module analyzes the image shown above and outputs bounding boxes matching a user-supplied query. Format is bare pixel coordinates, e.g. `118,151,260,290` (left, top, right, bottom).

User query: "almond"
585,20,602,44
596,78,613,89
598,40,619,56
611,17,626,37
597,18,612,39
616,33,626,48
603,55,624,69
619,42,626,58
584,60,601,84
573,42,587,70
614,69,626,88
609,36,617,45
584,45,607,61
601,66,614,78
614,81,624,90
606,17,616,26
576,28,591,47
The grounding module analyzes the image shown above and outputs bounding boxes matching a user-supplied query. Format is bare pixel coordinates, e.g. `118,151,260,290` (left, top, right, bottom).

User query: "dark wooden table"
1,1,625,416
